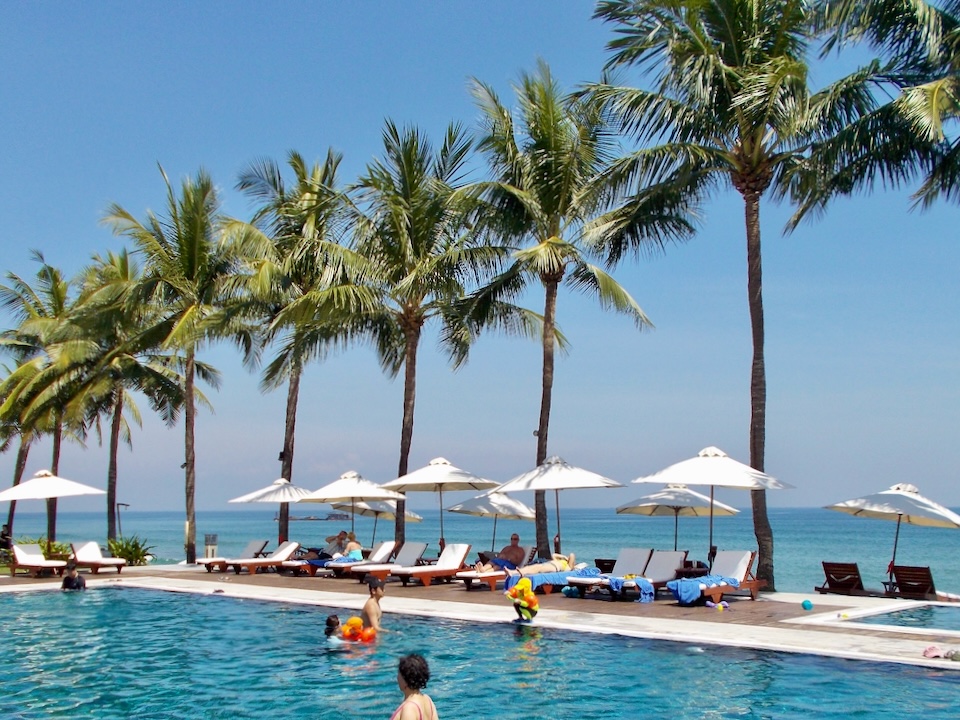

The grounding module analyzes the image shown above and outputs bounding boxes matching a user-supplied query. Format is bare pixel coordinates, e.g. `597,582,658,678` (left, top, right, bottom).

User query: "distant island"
273,512,350,522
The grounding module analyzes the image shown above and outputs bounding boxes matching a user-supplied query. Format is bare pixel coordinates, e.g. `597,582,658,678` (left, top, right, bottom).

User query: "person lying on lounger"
474,534,526,573
505,553,576,576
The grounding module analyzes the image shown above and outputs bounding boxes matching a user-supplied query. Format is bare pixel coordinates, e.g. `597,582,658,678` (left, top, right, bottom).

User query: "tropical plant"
590,0,893,587
350,120,524,546
103,167,233,563
231,149,375,544
467,61,689,557
108,535,154,566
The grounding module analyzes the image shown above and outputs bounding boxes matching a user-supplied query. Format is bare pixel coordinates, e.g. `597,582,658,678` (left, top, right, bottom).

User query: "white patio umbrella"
632,446,792,563
228,478,315,544
616,484,739,551
0,469,105,550
332,500,423,546
446,491,536,551
494,455,623,553
826,483,960,582
381,457,499,545
300,471,404,532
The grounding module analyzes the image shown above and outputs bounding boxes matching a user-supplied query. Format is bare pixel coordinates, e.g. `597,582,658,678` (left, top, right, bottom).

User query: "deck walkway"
4,564,959,670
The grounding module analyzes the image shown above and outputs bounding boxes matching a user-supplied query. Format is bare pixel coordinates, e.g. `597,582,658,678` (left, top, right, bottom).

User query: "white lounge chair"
70,542,127,574
698,550,765,602
456,546,537,591
198,540,269,572
565,547,652,597
621,549,688,597
327,540,397,576
227,541,300,574
11,543,67,577
391,543,472,586
353,542,428,582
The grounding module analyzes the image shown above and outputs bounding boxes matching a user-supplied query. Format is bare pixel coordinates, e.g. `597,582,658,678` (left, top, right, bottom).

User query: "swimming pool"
856,603,960,632
3,587,958,719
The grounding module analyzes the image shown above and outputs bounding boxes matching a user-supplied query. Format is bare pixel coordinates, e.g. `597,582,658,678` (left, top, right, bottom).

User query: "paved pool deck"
4,563,960,671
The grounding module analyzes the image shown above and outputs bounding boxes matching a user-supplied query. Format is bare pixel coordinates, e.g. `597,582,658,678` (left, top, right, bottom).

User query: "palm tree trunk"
6,435,31,535
47,421,62,545
395,324,421,548
107,387,123,541
535,277,561,558
278,364,302,544
184,350,197,564
744,193,775,590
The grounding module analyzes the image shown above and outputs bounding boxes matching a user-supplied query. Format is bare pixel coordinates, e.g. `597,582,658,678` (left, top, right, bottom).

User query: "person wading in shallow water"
389,654,438,720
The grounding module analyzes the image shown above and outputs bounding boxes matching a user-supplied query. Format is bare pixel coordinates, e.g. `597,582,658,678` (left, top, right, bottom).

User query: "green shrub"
108,536,154,566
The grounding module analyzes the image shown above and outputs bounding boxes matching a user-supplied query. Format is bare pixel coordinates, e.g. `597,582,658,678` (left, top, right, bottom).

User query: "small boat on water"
274,511,351,522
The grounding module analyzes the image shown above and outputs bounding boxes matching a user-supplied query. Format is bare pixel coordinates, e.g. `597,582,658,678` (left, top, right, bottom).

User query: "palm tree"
0,252,87,542
590,0,890,586
68,249,185,540
104,167,233,563
232,149,375,544
466,61,692,558
350,120,522,546
792,0,957,215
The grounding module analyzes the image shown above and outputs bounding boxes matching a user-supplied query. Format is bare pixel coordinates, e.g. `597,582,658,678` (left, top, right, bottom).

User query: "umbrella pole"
372,513,379,546
889,514,903,581
674,511,679,552
554,489,561,554
491,515,498,551
708,488,716,569
351,499,356,533
439,489,445,548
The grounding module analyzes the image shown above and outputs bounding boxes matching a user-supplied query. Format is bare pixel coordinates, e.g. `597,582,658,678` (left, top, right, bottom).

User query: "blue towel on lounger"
505,567,597,592
607,575,625,593
667,575,739,605
630,578,655,603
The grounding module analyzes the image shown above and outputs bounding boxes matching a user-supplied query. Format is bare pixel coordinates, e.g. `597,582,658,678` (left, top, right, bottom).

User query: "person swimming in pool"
505,553,576,577
389,654,438,720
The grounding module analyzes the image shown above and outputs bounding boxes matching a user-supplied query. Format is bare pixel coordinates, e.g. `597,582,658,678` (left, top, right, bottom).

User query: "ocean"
8,506,960,595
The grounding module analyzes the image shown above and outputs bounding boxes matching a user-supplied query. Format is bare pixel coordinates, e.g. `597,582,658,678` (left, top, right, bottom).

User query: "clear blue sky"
1,2,957,514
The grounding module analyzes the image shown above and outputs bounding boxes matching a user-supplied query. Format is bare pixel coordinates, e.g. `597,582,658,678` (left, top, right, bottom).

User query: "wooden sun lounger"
199,540,268,572
701,550,766,602
891,565,938,600
11,543,67,577
392,543,471,586
455,546,536,590
815,561,884,597
565,548,652,598
227,541,300,574
352,542,427,582
70,542,126,574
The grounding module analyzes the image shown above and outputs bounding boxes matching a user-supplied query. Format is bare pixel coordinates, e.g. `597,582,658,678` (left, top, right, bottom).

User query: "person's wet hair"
398,654,430,690
325,614,340,637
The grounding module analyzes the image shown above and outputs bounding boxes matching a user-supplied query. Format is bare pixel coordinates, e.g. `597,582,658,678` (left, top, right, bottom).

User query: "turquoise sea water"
3,587,959,720
9,507,960,595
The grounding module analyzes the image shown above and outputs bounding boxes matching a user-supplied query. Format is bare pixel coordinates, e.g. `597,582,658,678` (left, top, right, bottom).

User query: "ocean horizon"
8,507,960,595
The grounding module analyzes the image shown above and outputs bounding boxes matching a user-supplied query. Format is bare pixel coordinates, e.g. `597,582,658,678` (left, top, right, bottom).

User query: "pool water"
857,604,960,632
3,588,959,719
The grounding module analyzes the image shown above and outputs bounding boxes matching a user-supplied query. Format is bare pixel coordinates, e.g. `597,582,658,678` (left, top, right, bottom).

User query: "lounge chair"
620,549,687,601
10,543,67,577
455,546,537,591
565,547,652,598
70,542,126,574
391,543,472,587
815,561,883,596
325,540,397,577
891,565,960,601
666,550,766,605
227,540,300,574
353,542,428,582
198,540,269,573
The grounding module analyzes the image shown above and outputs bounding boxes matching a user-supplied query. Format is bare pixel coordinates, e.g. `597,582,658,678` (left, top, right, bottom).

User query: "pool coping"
5,571,958,672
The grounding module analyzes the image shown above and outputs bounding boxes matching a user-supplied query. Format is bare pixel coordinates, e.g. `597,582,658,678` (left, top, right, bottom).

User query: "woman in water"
389,654,438,720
